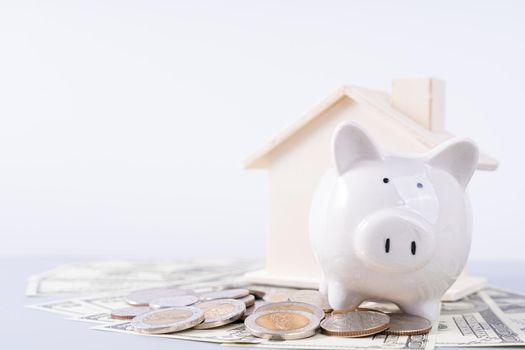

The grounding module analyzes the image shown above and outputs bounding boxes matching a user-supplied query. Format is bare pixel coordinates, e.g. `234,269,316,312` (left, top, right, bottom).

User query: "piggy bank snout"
354,210,436,272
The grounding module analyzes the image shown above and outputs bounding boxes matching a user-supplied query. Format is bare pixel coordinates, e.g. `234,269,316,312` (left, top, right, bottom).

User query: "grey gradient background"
0,0,523,263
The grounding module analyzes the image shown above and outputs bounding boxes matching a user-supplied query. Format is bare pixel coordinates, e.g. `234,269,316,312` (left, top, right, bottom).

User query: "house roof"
243,85,498,171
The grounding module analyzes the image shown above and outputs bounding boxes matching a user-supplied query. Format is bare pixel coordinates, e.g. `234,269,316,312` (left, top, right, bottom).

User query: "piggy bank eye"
417,182,423,189
383,178,389,184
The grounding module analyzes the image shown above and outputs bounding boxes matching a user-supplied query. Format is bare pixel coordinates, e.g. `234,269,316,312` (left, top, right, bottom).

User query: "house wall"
266,97,429,281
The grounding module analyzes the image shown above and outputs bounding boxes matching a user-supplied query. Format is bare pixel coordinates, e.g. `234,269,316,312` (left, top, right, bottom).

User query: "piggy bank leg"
397,299,441,322
327,281,363,311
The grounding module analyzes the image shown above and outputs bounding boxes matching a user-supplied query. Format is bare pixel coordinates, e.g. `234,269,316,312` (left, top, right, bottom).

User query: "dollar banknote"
245,333,436,350
435,290,525,347
91,316,435,349
92,320,263,344
28,289,525,349
25,261,525,349
26,259,262,296
69,312,120,324
29,293,436,349
26,298,108,316
484,287,525,333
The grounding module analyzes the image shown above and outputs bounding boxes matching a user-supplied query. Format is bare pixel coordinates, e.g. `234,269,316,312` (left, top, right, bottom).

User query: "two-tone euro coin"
245,309,319,340
256,301,325,321
131,306,204,334
194,299,246,329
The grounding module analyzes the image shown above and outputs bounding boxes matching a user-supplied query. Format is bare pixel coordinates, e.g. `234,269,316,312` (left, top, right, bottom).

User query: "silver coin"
244,309,320,340
131,306,204,334
126,287,189,306
320,310,390,337
110,306,152,320
384,313,432,335
247,286,266,299
241,300,267,320
199,288,250,301
194,299,246,329
191,283,233,294
290,290,332,312
238,294,255,307
149,295,199,309
213,283,265,299
256,301,325,321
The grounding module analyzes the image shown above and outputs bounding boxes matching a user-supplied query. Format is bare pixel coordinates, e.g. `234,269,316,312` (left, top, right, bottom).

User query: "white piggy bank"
309,122,479,322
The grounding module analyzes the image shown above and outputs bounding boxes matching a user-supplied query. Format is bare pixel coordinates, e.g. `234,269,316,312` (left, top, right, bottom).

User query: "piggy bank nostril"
411,241,417,255
385,238,390,253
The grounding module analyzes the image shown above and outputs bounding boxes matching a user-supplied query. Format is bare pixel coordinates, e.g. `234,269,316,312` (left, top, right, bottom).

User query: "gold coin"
384,313,432,336
321,310,390,337
131,306,204,334
257,311,309,330
244,310,319,340
256,301,325,321
194,299,245,329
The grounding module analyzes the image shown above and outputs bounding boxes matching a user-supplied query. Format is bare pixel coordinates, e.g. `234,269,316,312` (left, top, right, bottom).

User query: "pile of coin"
111,286,254,334
110,286,433,339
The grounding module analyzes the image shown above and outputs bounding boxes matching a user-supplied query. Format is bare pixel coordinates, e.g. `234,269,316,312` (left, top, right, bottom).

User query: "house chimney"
391,78,445,131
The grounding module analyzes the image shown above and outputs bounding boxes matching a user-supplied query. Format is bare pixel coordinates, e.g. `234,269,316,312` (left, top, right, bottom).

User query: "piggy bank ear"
425,138,479,189
333,123,382,175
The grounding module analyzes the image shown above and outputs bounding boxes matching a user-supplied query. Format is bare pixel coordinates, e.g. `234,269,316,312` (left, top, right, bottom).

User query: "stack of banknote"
25,260,525,350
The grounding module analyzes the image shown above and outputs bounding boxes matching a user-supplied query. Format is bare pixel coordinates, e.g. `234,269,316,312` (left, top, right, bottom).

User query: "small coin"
149,295,199,309
263,290,296,303
321,311,390,337
290,290,332,312
126,287,189,306
247,287,266,299
384,313,432,336
131,306,204,334
241,300,267,320
194,299,246,329
256,301,325,321
238,294,255,307
218,284,266,300
110,306,152,320
244,309,320,340
199,288,250,301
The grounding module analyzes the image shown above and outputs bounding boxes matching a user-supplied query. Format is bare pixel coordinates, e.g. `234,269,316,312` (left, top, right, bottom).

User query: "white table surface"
3,257,525,350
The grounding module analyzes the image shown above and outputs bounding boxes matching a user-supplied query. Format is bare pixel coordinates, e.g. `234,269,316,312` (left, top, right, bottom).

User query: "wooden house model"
243,78,498,301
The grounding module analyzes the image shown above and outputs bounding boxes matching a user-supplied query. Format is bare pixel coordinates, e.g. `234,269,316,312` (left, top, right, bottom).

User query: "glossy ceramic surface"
309,122,479,322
